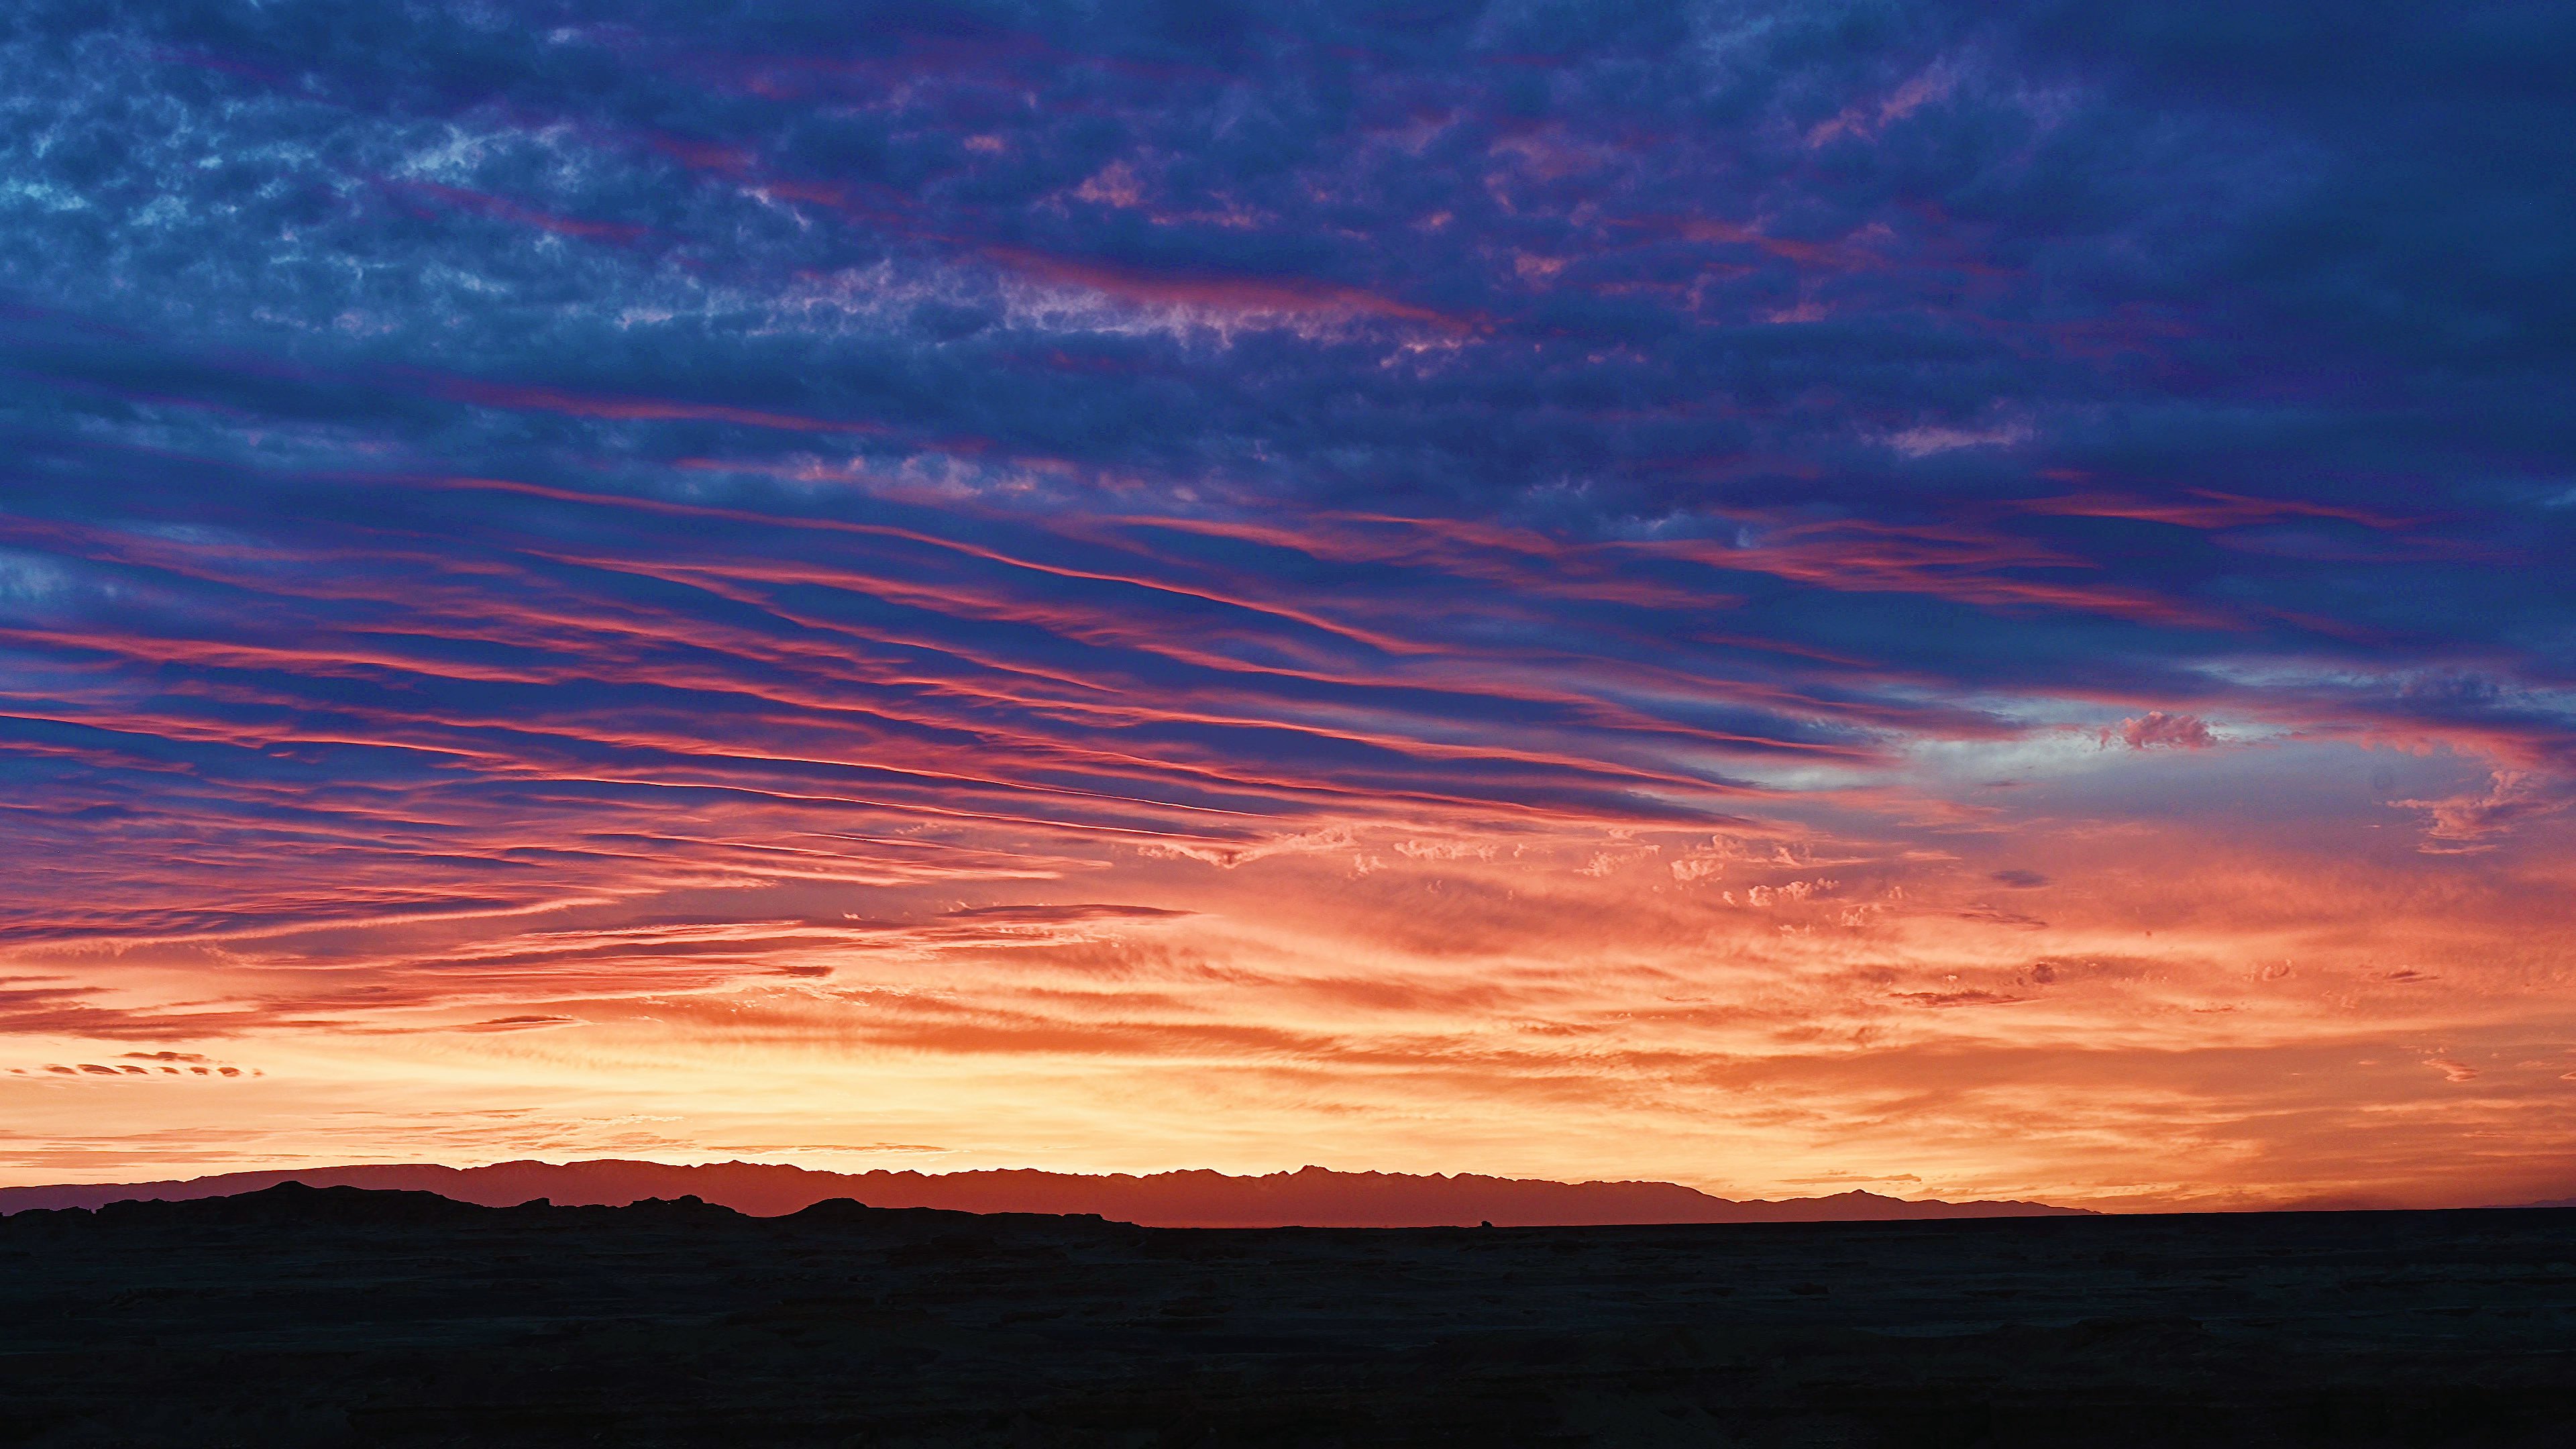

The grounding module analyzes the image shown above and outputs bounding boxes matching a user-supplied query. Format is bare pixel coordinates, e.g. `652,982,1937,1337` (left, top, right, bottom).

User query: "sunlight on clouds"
2,0,2573,1207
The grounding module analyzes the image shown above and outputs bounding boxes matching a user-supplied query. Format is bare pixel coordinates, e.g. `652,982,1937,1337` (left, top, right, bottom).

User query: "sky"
3,0,2573,1211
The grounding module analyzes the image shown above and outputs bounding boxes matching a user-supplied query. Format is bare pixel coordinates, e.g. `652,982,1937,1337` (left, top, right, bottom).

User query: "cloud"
0,0,2569,1210
1887,990,2030,1009
2394,771,2569,852
936,904,1193,925
1883,419,2033,458
2100,712,2218,751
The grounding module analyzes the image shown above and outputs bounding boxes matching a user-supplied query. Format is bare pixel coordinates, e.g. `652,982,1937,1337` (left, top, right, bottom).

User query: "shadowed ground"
3,1185,2572,1446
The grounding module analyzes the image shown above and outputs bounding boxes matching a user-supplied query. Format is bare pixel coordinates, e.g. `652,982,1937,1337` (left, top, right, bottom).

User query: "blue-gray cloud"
1,0,2572,944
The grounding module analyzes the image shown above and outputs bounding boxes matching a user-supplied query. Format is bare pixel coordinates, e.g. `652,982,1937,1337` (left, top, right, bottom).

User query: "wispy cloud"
0,0,2572,1209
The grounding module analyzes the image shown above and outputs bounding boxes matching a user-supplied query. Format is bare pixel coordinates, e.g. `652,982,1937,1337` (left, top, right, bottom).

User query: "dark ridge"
0,1159,2088,1226
91,1181,488,1228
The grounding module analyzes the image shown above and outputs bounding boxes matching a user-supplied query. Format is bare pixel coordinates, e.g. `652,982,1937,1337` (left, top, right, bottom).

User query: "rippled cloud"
2,0,2573,1207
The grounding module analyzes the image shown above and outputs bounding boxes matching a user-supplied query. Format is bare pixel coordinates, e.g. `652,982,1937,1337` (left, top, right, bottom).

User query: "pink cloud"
2018,488,2415,532
2100,711,2217,751
1805,64,1956,148
984,247,1477,335
429,377,885,434
2394,769,2567,852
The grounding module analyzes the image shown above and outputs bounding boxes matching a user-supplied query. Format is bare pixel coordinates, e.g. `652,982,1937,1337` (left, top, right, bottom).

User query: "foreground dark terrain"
3,1187,2573,1447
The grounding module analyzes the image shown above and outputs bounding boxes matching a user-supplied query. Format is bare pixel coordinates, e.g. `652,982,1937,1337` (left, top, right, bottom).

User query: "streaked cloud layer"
4,0,2574,1208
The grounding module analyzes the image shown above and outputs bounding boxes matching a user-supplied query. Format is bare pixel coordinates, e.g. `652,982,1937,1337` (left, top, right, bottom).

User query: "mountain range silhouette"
0,1159,2086,1226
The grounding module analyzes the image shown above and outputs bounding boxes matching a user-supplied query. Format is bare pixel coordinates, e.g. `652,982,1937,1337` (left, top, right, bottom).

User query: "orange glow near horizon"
11,749,2574,1210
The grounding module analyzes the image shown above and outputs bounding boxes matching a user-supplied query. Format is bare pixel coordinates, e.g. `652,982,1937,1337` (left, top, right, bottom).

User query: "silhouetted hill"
0,1159,2087,1226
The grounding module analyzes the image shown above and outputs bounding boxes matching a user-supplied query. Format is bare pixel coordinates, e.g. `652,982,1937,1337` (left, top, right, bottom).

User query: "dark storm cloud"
0,0,2571,942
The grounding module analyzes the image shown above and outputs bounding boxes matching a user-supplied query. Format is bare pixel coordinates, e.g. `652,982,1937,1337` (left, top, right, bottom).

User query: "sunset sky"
4,1,2574,1210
